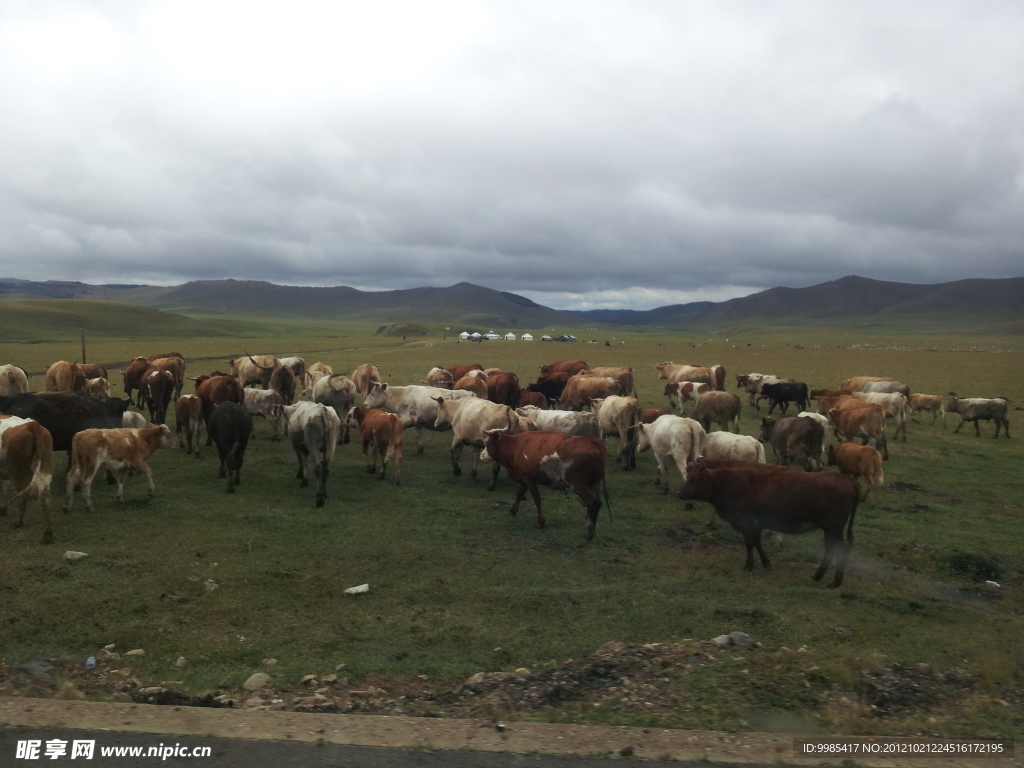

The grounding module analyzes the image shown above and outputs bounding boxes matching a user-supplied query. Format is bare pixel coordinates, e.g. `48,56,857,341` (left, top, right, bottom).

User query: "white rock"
711,635,731,647
243,672,272,691
63,551,88,561
174,657,187,669
125,649,145,657
344,583,369,594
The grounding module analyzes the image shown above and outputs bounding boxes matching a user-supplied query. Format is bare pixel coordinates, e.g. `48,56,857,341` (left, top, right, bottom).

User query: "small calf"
345,407,404,485
174,395,204,457
827,443,884,507
66,425,177,511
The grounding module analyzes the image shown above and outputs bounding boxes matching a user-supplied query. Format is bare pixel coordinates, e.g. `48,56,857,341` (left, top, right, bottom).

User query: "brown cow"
539,360,587,378
516,390,548,409
828,405,889,460
345,407,404,485
759,416,826,471
446,364,484,382
453,375,488,399
679,460,859,587
194,374,245,445
670,380,711,415
121,358,151,406
0,416,55,543
710,364,727,391
582,367,636,397
45,361,85,393
654,362,713,387
229,354,280,389
481,428,608,540
270,364,297,405
827,443,884,507
79,364,107,380
640,408,673,424
174,395,204,457
147,352,184,362
140,368,175,424
486,371,520,407
352,364,382,398
690,391,741,433
65,425,177,512
148,356,186,399
556,375,622,410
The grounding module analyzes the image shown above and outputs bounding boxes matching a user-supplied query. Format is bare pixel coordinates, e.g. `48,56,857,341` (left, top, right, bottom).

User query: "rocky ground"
2,635,1020,738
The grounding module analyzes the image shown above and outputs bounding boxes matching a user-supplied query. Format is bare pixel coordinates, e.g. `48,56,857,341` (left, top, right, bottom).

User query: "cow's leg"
379,440,392,481
655,453,668,490
80,476,95,512
315,460,329,507
953,417,964,434
415,425,425,454
509,483,527,516
450,439,465,477
740,529,758,570
1002,418,1010,438
138,462,155,497
974,419,981,437
113,468,130,502
362,438,375,474
813,530,842,582
0,479,9,517
295,449,308,485
488,461,500,492
526,482,545,529
470,446,481,480
392,442,402,486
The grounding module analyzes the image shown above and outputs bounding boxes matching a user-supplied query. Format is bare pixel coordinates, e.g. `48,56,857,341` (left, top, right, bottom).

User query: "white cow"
0,365,30,395
281,402,342,507
515,406,600,438
362,383,475,454
433,397,522,488
591,396,643,470
244,388,286,440
84,377,110,400
121,411,148,429
700,432,766,464
636,415,705,491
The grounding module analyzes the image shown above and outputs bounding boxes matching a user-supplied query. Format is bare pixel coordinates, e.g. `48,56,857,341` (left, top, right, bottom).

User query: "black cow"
759,381,809,415
206,402,253,493
526,378,569,405
0,392,129,454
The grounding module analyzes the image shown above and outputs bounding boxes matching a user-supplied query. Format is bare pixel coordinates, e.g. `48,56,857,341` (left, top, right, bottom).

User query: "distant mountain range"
1,275,1021,332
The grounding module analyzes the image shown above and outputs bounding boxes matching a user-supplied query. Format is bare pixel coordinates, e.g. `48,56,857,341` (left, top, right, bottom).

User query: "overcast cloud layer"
1,1,1022,310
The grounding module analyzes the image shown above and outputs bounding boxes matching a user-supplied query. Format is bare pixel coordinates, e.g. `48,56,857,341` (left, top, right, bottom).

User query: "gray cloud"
0,1,1021,309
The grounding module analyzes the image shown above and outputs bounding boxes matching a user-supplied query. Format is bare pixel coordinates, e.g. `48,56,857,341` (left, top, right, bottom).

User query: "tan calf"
827,443,884,506
453,375,487,399
175,395,204,456
84,377,110,399
66,425,177,512
908,393,945,428
0,416,55,543
345,407,404,485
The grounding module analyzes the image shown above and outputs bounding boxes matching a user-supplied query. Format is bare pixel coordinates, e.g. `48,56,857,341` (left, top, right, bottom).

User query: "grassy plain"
1,308,1022,737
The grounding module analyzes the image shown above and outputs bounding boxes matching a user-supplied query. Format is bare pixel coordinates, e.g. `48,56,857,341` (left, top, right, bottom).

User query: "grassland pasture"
1,308,1022,736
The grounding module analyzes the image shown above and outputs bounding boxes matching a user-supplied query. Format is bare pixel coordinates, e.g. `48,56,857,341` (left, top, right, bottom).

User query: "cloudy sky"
1,1,1022,310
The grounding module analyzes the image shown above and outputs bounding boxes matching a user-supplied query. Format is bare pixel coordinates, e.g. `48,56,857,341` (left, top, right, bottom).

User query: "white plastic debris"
985,580,1001,588
63,551,88,561
344,583,369,595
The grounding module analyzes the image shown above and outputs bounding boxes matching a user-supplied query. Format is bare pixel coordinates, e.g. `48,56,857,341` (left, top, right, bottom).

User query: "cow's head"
636,423,652,453
432,397,452,428
362,381,387,408
758,418,776,442
343,406,362,428
678,458,711,501
589,398,605,415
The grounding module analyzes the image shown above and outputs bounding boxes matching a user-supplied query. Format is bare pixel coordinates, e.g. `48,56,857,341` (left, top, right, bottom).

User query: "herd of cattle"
0,354,1012,588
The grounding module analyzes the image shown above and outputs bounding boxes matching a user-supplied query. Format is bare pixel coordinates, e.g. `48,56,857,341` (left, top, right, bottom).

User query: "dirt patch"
890,481,923,492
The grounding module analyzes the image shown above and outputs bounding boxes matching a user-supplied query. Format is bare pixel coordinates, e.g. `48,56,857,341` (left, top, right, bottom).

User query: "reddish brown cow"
79,364,107,380
270,365,297,405
486,371,520,407
194,374,245,445
640,408,672,424
446,364,483,381
539,360,588,378
517,390,548,409
140,368,176,425
481,429,608,540
344,407,404,485
679,460,859,587
557,375,623,410
147,352,184,362
121,358,151,406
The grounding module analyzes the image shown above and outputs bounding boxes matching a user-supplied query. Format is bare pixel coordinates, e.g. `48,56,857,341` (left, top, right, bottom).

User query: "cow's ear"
434,397,445,405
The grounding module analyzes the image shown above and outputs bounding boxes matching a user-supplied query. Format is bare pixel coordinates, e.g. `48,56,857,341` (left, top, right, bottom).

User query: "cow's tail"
755,440,766,464
875,454,884,489
846,476,859,545
245,352,275,371
602,473,612,522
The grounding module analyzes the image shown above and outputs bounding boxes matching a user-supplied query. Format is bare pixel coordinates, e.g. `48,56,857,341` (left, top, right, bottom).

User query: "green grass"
1,319,1022,737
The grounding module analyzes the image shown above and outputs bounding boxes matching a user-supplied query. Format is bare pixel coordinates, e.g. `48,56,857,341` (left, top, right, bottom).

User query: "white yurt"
541,334,553,342
470,332,483,340
504,332,517,340
521,333,534,341
458,331,471,340
484,331,500,340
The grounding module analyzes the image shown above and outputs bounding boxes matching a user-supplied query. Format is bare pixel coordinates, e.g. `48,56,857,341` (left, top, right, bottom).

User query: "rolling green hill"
0,299,229,341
